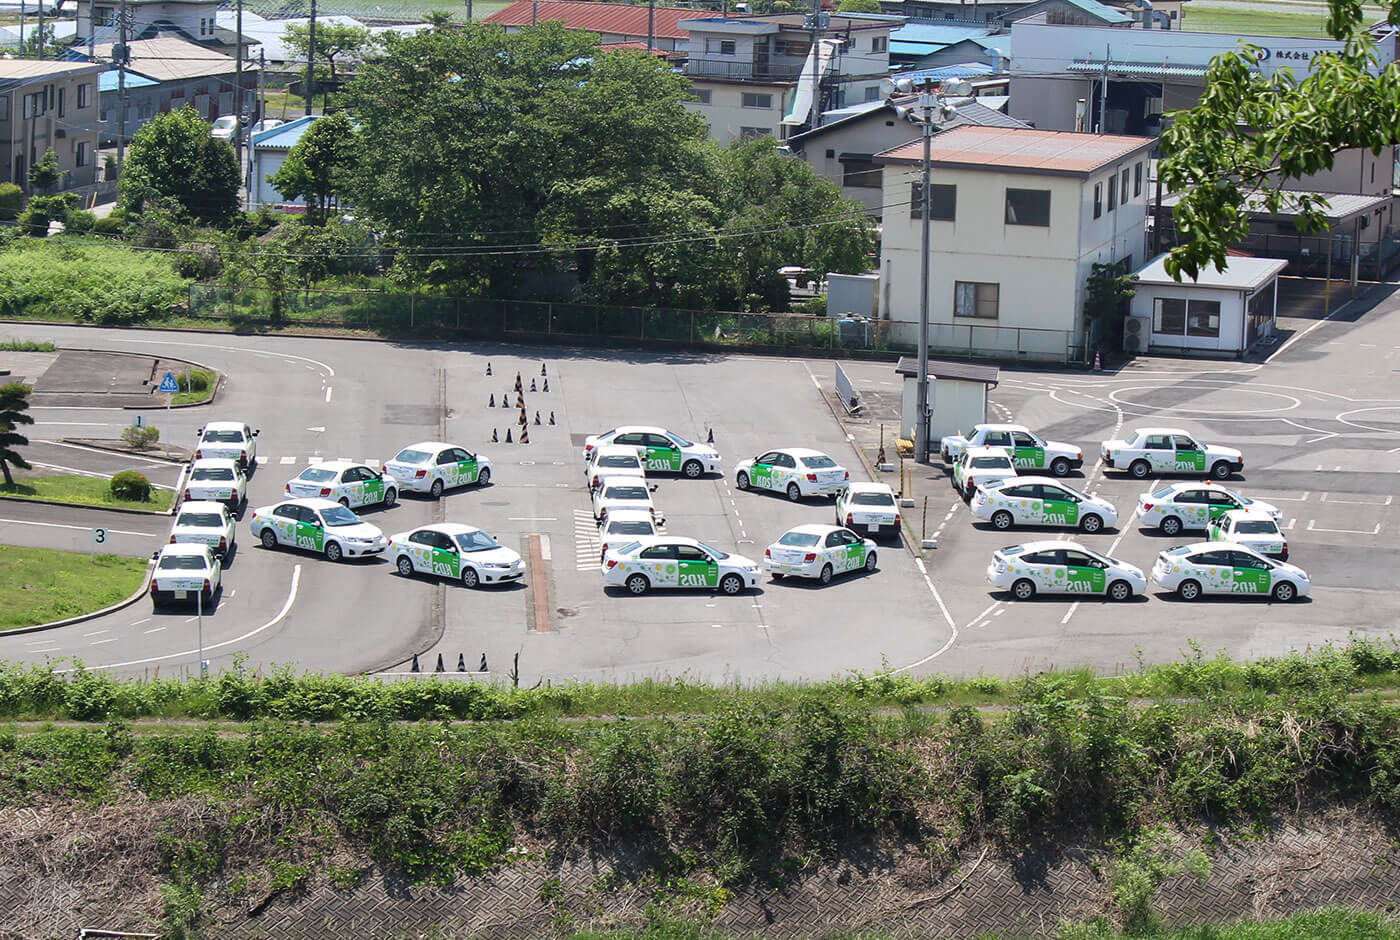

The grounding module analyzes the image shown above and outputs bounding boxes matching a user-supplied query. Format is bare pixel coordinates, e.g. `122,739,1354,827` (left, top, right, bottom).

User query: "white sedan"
285,461,397,509
599,509,659,563
592,475,657,525
602,536,760,595
970,477,1118,533
184,458,245,509
582,426,721,478
735,448,849,501
150,543,222,609
194,421,259,470
1206,509,1288,560
835,482,900,541
389,523,525,588
249,498,388,562
168,500,235,558
383,442,492,498
987,540,1146,601
1101,427,1244,480
941,424,1084,477
585,445,648,492
1151,542,1311,602
1136,483,1280,537
763,524,876,583
952,446,1018,500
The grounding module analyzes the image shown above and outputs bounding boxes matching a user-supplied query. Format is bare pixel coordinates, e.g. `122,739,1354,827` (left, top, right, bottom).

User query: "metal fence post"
410,295,415,330
690,310,696,343
546,303,552,336
639,308,646,341
455,298,461,330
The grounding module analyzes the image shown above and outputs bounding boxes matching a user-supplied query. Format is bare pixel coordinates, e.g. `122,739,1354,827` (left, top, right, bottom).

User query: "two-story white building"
875,124,1153,363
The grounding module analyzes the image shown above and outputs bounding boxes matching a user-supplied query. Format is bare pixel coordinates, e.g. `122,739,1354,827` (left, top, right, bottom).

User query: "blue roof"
99,69,158,93
1054,0,1132,23
250,114,319,150
972,35,1011,55
889,23,992,46
897,62,998,80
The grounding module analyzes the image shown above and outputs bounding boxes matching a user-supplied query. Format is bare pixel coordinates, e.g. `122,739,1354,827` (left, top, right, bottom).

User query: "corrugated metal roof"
1053,0,1132,23
486,1,697,40
890,23,993,46
91,36,251,82
1158,189,1393,221
1066,60,1210,79
1133,253,1288,291
99,68,159,92
250,114,318,150
894,356,1000,384
897,62,998,80
0,59,101,81
877,124,1153,175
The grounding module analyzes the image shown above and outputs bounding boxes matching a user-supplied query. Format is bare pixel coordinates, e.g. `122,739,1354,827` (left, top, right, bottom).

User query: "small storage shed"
1130,254,1288,358
894,357,1000,448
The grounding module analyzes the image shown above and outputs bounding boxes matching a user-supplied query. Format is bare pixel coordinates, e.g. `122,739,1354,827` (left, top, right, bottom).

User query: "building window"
841,159,881,189
1187,299,1221,337
23,91,45,118
864,85,880,102
690,88,711,104
56,87,65,117
707,39,736,55
75,141,89,167
739,126,772,139
910,182,956,220
1153,297,1186,334
779,40,810,57
1121,168,1130,204
1093,182,1102,219
1134,161,1143,197
1107,176,1117,212
77,83,91,109
872,36,887,52
94,6,113,25
1153,297,1220,337
0,97,8,121
954,281,999,319
741,92,772,109
1005,188,1050,226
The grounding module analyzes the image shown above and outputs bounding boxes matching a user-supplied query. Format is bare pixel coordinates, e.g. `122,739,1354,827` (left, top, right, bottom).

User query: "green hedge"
0,237,188,324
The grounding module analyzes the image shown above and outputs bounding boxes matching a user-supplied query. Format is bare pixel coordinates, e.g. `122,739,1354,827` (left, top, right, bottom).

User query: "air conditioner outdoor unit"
1122,315,1150,353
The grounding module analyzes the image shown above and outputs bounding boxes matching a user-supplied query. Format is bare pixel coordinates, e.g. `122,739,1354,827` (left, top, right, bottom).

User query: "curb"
59,438,190,464
122,370,222,410
5,340,223,410
1,559,155,637
0,493,176,517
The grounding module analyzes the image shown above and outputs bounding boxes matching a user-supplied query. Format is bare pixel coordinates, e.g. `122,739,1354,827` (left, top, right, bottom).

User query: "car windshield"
202,430,242,443
778,532,820,548
605,486,648,500
696,541,728,561
669,434,695,448
1236,520,1279,534
393,449,431,464
800,455,837,469
192,467,234,481
320,506,361,527
599,455,640,468
971,457,1011,469
852,492,895,506
1150,485,1177,499
177,512,223,527
455,531,500,552
608,521,653,535
298,468,337,483
159,555,206,570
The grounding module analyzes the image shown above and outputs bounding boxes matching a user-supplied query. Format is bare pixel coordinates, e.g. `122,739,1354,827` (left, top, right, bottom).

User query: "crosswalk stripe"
280,457,295,465
256,456,269,465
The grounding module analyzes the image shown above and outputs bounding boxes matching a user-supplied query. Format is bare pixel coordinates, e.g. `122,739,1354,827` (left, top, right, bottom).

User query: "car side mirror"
253,429,261,436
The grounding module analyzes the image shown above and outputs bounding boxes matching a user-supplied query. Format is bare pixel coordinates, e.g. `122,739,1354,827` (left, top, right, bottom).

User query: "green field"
0,474,174,513
0,546,148,631
1185,6,1333,38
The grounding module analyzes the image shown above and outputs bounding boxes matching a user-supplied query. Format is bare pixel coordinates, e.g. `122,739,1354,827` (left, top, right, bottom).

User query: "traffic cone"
505,428,512,443
549,411,556,425
514,372,522,393
530,378,537,392
706,428,714,445
486,363,492,376
502,391,510,407
491,428,498,443
534,410,541,425
434,653,444,672
488,393,495,408
410,653,420,673
542,378,549,392
457,653,466,672
520,427,530,444
1093,350,1103,372
518,409,527,427
541,363,547,376
479,653,488,671
516,393,525,409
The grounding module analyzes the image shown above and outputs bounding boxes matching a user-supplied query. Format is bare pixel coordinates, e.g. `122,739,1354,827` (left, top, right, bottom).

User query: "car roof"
160,542,212,557
772,447,830,458
994,475,1064,487
299,460,355,472
420,522,483,536
191,457,240,468
965,446,1012,457
621,535,702,549
604,509,654,521
593,444,644,457
175,500,229,514
1158,481,1230,495
202,421,247,432
599,475,649,487
973,423,1027,433
610,426,669,436
846,481,894,494
395,441,455,453
1004,539,1084,553
781,523,844,536
1220,508,1275,522
1130,427,1192,436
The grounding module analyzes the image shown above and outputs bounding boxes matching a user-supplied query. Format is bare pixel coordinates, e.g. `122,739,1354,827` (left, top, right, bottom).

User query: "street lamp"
892,76,971,463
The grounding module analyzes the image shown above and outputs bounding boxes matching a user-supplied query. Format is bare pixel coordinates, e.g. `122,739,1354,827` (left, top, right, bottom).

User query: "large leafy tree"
269,111,357,224
283,21,373,108
1159,4,1396,279
119,107,241,225
0,382,34,488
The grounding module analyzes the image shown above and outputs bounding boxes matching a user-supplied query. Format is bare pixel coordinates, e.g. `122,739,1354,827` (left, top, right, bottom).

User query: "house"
1128,254,1288,358
0,59,104,191
215,10,419,66
249,114,317,208
785,95,1028,214
97,68,160,146
887,22,997,66
78,0,228,49
875,124,1154,363
878,0,1131,27
679,12,903,144
486,0,697,52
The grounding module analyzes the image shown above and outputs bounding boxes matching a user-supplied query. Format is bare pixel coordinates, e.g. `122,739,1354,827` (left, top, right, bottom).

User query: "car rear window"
778,532,820,547
1150,485,1177,499
1236,520,1279,534
298,468,337,483
393,449,431,464
159,555,206,570
192,467,235,481
971,456,1011,469
177,513,223,527
852,492,894,506
605,486,648,499
608,521,653,536
202,430,243,443
800,455,837,469
599,455,640,468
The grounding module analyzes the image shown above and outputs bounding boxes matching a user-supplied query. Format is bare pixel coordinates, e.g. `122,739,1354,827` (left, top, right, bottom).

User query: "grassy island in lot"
0,474,174,512
0,546,148,631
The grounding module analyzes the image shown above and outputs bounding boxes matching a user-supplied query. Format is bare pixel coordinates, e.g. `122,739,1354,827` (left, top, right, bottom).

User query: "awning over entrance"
1067,60,1211,80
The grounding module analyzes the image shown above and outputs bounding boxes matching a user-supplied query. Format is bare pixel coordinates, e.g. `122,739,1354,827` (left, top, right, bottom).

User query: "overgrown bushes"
0,238,188,323
120,424,161,450
108,470,152,502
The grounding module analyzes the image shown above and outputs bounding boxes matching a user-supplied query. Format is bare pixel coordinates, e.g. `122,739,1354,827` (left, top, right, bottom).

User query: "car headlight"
483,561,514,569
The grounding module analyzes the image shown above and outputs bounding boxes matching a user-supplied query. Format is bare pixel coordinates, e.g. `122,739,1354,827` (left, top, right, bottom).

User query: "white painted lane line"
1266,492,1310,502
893,557,959,673
143,627,166,634
1061,602,1080,625
34,439,177,465
82,629,109,637
325,387,333,403
129,618,150,626
1319,493,1392,506
509,517,558,521
90,637,119,645
30,421,123,426
1307,520,1381,535
280,456,295,464
30,647,61,654
0,518,155,537
1284,518,1296,530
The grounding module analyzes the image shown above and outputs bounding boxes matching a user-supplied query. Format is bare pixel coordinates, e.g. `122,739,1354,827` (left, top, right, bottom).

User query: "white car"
1207,509,1289,560
602,536,760,595
970,477,1117,533
249,118,285,136
592,475,657,525
285,461,397,509
150,543,222,609
184,458,246,509
383,442,491,497
599,509,659,563
1100,427,1244,480
1136,483,1280,537
763,524,877,583
1151,542,1310,602
987,540,1146,602
735,448,849,501
835,482,900,541
168,500,235,558
941,424,1084,477
585,445,648,492
210,114,238,142
249,497,388,562
952,446,1018,500
389,523,525,588
582,426,721,478
195,421,259,470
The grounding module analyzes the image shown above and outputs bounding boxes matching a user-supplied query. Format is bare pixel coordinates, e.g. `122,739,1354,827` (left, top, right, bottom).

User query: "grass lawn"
0,474,174,512
0,546,149,632
1184,6,1332,37
168,368,218,406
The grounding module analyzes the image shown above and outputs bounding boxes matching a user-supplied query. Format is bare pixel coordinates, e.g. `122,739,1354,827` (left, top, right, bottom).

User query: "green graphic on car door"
1066,564,1106,593
362,476,385,505
842,543,865,571
1230,566,1270,594
748,460,775,489
1012,445,1044,469
646,445,681,473
295,517,324,551
456,458,479,485
430,545,460,578
1040,494,1079,526
1175,448,1206,472
678,557,717,588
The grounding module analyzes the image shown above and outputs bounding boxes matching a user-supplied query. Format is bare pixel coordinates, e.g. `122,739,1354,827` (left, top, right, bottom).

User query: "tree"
269,111,357,224
1082,260,1137,353
1157,2,1391,280
119,107,241,225
0,382,34,488
284,21,372,108
836,0,882,11
20,23,54,59
28,148,62,193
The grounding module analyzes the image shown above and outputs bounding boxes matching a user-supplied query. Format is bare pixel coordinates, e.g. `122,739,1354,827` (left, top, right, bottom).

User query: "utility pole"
647,0,654,53
117,0,128,168
234,0,244,168
531,0,537,25
915,84,933,463
1097,44,1110,134
88,0,95,59
465,0,472,20
18,0,24,58
305,0,316,116
36,0,44,59
807,0,821,130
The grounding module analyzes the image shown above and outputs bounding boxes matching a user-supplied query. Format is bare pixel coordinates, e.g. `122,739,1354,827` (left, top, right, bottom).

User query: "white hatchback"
383,442,492,497
168,500,235,558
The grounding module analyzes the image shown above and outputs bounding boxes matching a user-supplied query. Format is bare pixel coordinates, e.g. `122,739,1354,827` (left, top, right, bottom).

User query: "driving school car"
592,475,658,525
941,424,1084,477
599,509,659,563
389,522,525,588
585,445,648,492
249,497,388,562
1136,483,1280,537
1207,509,1289,560
835,482,900,540
970,477,1118,533
582,426,721,478
1101,428,1244,480
168,501,235,558
383,442,491,498
1151,542,1310,602
952,446,1018,500
735,448,849,500
285,461,397,509
184,458,245,508
194,421,259,470
763,524,876,584
987,540,1146,601
150,543,222,609
602,536,760,595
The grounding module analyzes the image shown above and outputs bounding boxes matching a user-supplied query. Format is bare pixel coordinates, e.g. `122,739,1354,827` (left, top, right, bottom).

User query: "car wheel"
865,552,877,572
787,482,801,502
1177,579,1201,601
1012,578,1035,601
626,573,650,595
477,467,491,487
1159,516,1183,537
683,460,703,479
736,472,750,491
396,555,415,577
461,567,480,589
1272,580,1296,602
1129,459,1151,479
259,529,278,549
324,541,343,562
771,572,784,580
819,563,833,584
383,488,397,508
1211,461,1232,480
430,479,444,498
1080,513,1103,534
992,510,1014,530
338,497,350,508
720,573,744,595
1050,457,1071,477
1108,579,1132,602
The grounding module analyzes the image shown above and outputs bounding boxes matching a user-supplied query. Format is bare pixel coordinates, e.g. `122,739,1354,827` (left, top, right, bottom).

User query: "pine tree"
0,382,34,487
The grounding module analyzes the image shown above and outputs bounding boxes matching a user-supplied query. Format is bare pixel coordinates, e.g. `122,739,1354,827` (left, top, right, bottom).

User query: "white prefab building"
1129,254,1287,358
876,124,1154,364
